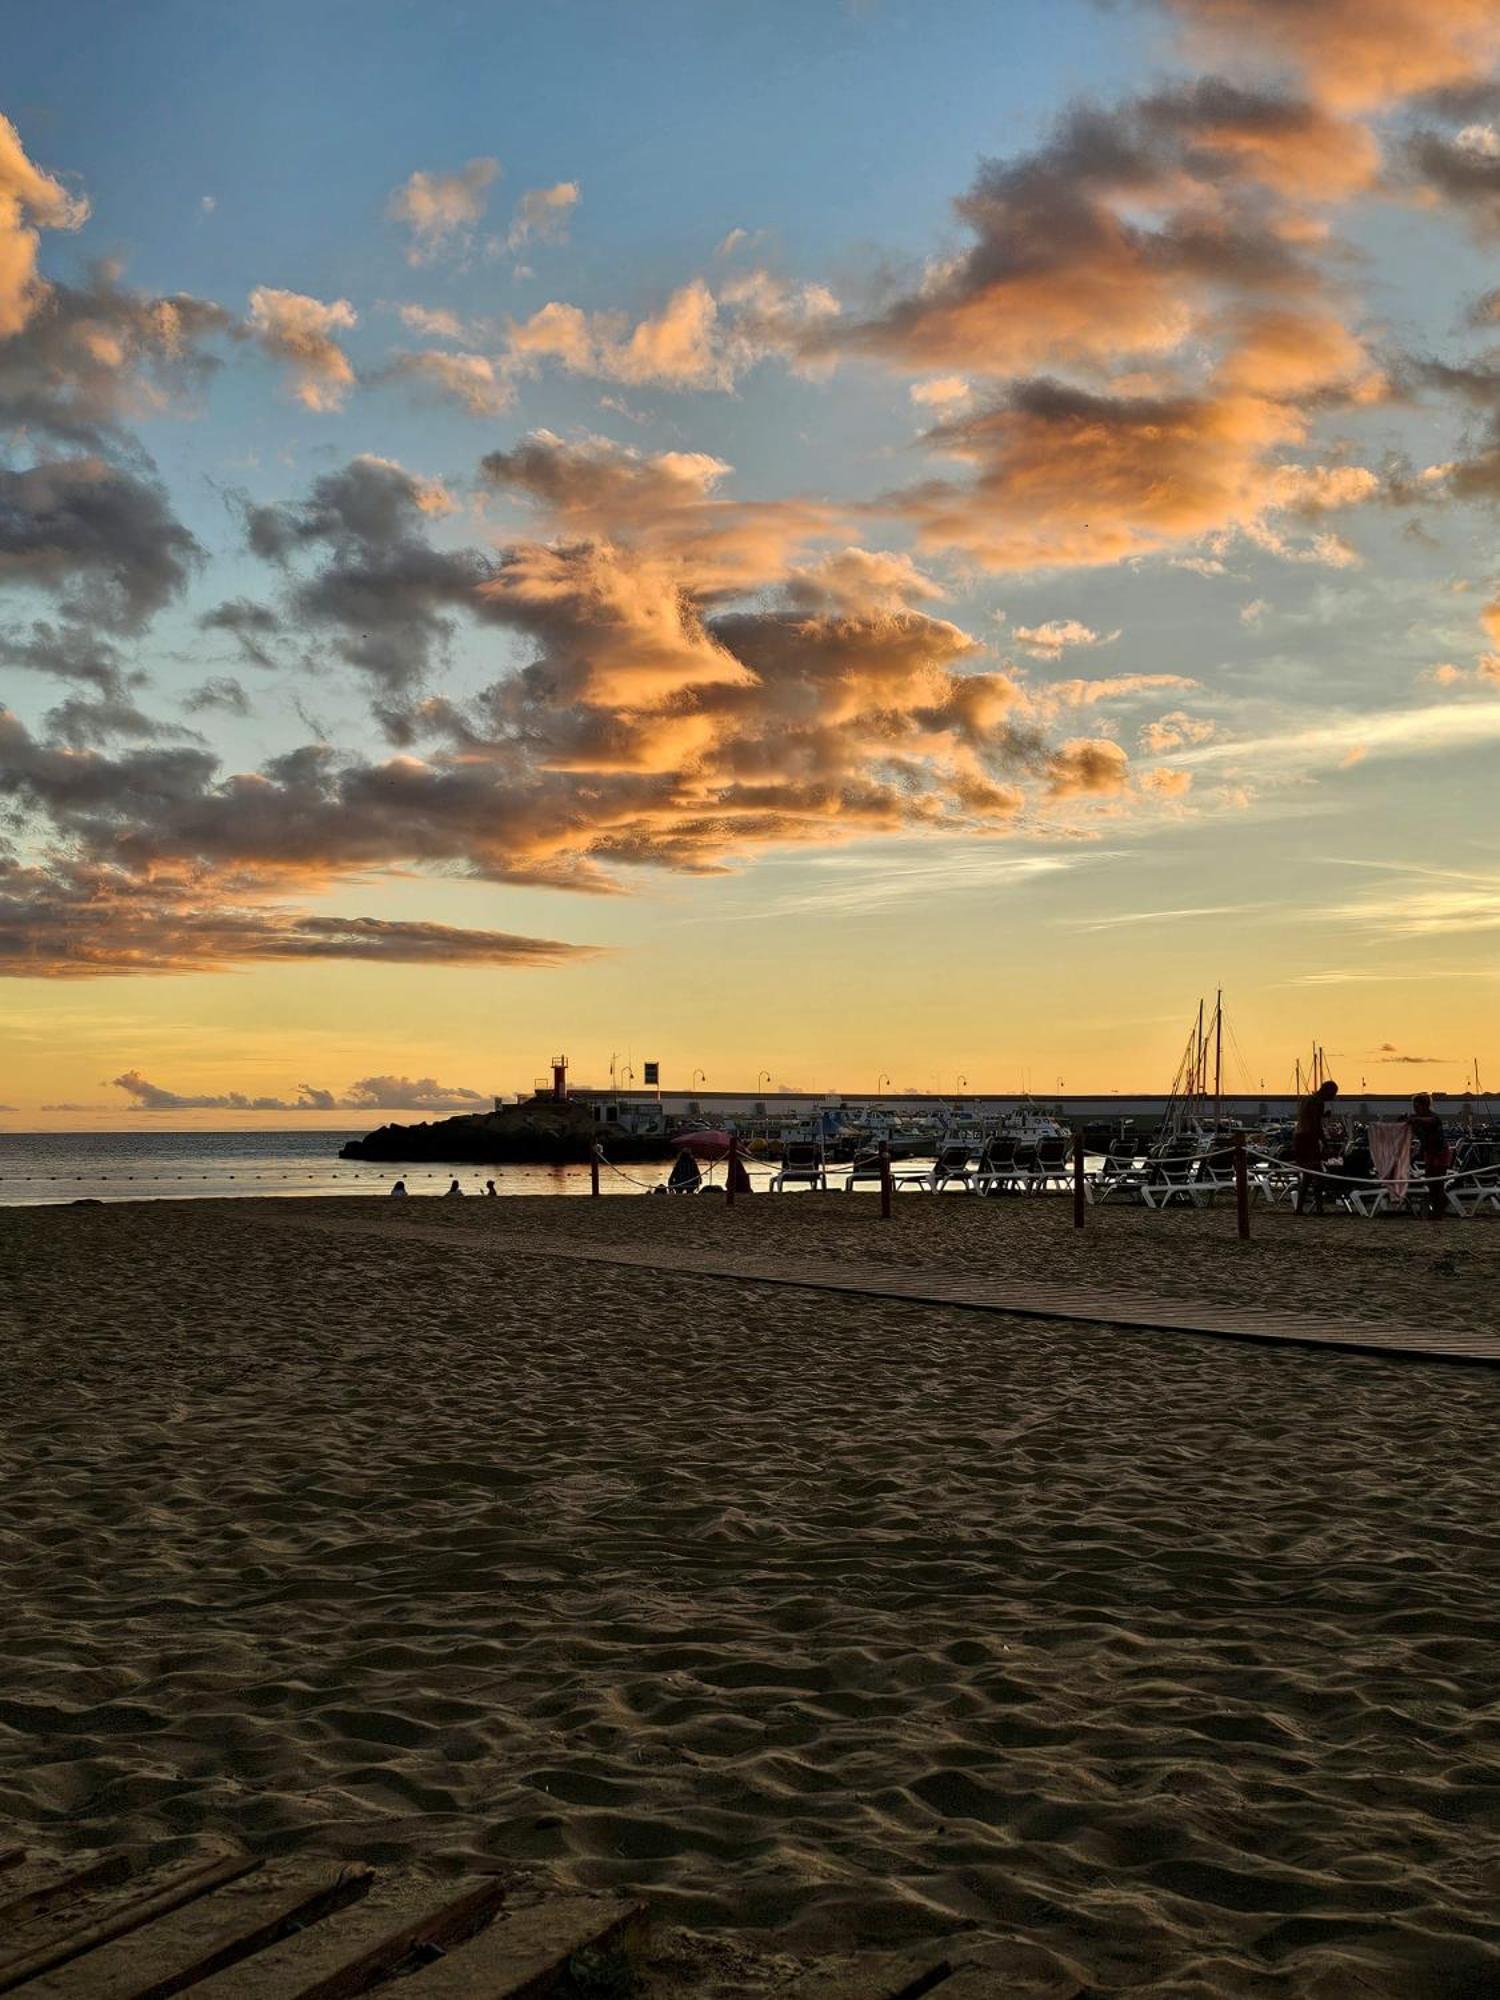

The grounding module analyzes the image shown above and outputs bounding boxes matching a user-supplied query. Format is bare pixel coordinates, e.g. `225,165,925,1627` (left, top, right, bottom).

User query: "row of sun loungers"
770,1138,1500,1213
772,1138,1079,1194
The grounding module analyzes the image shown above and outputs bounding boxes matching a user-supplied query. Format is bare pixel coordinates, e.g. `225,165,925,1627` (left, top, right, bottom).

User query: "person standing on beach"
1409,1093,1451,1223
1293,1079,1339,1215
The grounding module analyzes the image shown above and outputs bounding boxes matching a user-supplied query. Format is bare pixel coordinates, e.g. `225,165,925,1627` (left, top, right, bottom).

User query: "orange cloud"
1166,0,1500,111
0,112,88,338
506,272,838,391
247,287,357,409
898,377,1323,569
504,181,580,253
380,347,513,415
386,158,499,263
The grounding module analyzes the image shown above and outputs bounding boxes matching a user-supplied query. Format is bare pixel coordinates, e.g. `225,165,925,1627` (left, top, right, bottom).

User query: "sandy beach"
3,1194,1500,1995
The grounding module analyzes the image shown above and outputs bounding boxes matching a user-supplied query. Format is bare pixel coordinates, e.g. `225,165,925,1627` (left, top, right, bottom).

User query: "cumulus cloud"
197,598,283,671
0,456,199,630
1140,709,1218,751
506,272,838,391
504,181,580,253
395,303,468,340
379,347,514,415
1405,120,1500,236
1164,0,1500,111
243,454,478,696
1011,618,1120,657
0,423,1223,978
0,264,232,448
182,676,251,715
0,847,600,979
1046,738,1131,798
813,86,1370,384
896,376,1358,571
109,1068,494,1111
387,158,499,263
0,112,89,338
246,287,357,409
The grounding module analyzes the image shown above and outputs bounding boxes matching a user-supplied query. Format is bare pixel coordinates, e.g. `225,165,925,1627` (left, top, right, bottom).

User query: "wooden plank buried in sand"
0,1844,256,1996
14,1861,373,2000
939,1971,1086,2000
0,1853,133,1933
392,1895,645,1998
280,1215,1500,1367
778,1947,954,2000
189,1871,509,2000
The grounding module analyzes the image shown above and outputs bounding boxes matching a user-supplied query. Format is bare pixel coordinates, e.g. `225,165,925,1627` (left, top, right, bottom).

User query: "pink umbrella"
675,1129,734,1160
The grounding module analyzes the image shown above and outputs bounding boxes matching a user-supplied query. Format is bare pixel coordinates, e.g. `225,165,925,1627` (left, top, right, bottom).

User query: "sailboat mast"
1213,988,1223,1131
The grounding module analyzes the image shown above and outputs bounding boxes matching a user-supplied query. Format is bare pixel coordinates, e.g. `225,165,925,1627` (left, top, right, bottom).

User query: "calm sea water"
0,1130,688,1205
0,1131,1026,1206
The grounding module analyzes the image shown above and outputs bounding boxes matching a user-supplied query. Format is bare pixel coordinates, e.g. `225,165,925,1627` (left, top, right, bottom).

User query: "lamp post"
757,1069,771,1095
955,1074,968,1096
692,1069,707,1091
877,1073,891,1097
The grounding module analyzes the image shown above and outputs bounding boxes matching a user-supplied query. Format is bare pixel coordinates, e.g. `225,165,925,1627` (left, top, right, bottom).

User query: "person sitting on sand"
445,1179,464,1197
667,1150,703,1194
390,1179,408,1197
1409,1093,1451,1223
1293,1078,1339,1215
484,1179,498,1196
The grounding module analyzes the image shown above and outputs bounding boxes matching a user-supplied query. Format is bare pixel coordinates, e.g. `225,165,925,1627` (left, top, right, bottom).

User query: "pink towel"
1369,1121,1410,1203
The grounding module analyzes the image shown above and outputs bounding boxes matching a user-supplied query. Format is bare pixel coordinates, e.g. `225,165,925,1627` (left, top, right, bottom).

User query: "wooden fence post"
725,1131,738,1206
879,1141,893,1220
1073,1132,1087,1229
590,1146,601,1197
1234,1132,1251,1240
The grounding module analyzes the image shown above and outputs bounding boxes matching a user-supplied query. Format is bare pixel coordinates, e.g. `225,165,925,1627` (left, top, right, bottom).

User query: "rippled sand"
3,1196,1500,1995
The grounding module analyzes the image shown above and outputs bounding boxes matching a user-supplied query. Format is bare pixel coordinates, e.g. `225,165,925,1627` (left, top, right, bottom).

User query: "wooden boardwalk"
284,1216,1500,1366
0,1838,1043,1996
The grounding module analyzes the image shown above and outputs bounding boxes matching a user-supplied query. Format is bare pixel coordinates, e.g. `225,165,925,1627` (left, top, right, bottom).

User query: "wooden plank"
0,1845,256,1995
0,1854,132,1933
778,1948,954,2000
938,1970,1086,2000
393,1896,645,1999
278,1217,1500,1366
190,1872,509,2000
16,1861,372,2000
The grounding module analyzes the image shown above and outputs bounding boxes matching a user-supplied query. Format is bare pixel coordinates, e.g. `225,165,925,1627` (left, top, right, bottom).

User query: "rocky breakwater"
339,1096,670,1165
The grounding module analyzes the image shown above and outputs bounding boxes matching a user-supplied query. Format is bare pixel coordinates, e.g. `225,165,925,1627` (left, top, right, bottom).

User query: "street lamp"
877,1073,891,1096
955,1074,968,1094
692,1068,707,1090
757,1069,771,1094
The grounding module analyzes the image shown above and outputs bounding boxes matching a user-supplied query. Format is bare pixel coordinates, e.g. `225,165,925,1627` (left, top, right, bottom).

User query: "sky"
5,0,1500,1127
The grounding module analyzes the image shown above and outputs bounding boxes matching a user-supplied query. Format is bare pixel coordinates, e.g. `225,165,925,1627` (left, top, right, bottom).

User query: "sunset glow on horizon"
5,0,1500,1127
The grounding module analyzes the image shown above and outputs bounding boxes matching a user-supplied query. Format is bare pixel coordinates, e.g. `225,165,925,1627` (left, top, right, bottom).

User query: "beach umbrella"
675,1128,734,1159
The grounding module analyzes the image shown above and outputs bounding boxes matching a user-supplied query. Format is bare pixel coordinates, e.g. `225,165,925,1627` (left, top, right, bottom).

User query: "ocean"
0,1130,675,1204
